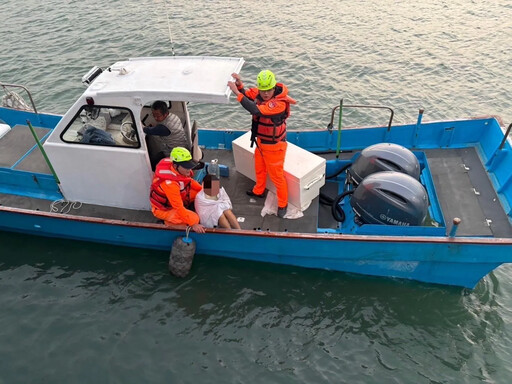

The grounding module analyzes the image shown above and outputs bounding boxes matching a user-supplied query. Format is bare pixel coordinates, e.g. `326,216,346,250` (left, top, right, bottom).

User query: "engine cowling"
350,171,428,226
348,143,420,186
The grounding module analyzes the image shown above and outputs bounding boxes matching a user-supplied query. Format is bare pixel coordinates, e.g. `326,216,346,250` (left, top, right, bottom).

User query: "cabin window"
60,106,140,148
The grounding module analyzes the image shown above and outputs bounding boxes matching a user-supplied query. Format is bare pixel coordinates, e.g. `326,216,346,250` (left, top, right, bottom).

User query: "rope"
50,199,83,214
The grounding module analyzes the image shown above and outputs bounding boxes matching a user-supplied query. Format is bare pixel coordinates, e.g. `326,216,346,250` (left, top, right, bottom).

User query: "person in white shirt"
194,175,241,229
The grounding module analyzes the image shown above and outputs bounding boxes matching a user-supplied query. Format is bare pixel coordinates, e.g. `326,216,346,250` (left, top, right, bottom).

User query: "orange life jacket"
149,159,193,210
253,83,296,144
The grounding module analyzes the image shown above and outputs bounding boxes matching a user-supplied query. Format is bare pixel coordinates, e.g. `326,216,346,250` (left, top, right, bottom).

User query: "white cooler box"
232,131,326,210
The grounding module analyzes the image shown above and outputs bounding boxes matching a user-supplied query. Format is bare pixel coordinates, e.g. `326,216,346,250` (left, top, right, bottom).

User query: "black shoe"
277,205,288,218
246,190,266,198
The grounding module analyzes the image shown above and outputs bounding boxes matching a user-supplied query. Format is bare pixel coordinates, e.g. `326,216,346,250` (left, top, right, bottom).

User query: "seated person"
144,100,190,169
149,147,205,234
195,175,241,229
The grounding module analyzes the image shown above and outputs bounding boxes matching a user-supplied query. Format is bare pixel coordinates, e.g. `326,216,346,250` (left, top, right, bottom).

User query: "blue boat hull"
1,106,512,289
0,207,508,288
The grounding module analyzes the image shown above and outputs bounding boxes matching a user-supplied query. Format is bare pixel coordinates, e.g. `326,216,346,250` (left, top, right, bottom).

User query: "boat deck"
1,125,511,238
0,124,52,173
425,148,512,238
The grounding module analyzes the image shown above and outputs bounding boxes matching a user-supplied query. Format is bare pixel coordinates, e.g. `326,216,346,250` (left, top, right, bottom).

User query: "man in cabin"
227,70,296,218
149,147,205,233
144,100,190,169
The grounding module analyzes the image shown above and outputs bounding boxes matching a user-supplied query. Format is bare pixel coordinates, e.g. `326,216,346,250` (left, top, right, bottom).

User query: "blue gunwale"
2,204,511,246
1,205,511,289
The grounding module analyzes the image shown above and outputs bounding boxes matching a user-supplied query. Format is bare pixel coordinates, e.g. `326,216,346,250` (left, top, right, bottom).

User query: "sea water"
1,0,512,382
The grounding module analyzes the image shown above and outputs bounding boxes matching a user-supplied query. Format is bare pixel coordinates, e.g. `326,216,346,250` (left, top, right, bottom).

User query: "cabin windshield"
60,105,140,148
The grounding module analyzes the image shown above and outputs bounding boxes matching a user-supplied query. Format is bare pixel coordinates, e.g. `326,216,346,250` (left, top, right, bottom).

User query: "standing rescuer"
149,147,205,233
228,70,296,218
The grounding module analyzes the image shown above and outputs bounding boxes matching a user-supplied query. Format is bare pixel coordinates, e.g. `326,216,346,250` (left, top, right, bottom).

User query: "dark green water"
1,0,512,382
2,231,512,383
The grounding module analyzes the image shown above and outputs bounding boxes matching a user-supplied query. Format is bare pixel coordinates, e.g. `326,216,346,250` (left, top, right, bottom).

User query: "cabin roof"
84,56,244,104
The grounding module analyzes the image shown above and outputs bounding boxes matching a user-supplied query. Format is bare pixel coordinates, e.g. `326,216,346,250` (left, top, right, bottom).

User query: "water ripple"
2,0,512,382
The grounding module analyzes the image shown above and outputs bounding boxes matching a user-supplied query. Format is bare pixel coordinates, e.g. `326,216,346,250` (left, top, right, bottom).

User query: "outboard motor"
350,171,428,226
348,143,420,186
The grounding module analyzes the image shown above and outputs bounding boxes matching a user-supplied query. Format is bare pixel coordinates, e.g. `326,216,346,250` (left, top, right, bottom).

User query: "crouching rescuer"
150,147,206,234
228,69,296,218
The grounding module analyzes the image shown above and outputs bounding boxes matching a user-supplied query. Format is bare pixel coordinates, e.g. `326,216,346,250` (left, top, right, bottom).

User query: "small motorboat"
1,56,511,289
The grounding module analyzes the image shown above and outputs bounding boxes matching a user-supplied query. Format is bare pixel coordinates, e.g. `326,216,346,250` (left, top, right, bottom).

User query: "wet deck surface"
1,133,511,237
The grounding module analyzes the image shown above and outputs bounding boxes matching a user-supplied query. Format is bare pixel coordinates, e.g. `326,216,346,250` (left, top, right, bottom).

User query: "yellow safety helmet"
256,70,277,91
170,147,197,169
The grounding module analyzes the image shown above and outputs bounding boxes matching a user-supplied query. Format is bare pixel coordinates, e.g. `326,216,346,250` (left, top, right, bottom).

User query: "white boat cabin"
43,56,244,210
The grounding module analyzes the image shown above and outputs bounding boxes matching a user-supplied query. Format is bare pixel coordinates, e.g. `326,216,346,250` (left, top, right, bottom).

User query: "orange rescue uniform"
149,158,202,226
236,82,296,208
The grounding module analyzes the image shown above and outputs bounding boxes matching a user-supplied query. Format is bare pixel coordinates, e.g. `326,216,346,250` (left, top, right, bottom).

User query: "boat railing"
326,103,394,132
487,122,512,169
0,82,38,114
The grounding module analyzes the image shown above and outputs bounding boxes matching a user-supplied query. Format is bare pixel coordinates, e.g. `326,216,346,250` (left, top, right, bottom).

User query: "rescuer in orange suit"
149,147,206,233
228,70,296,218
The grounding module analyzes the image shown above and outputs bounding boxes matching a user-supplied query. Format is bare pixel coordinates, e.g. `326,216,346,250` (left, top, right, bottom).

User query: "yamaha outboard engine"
348,143,420,186
350,171,428,226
